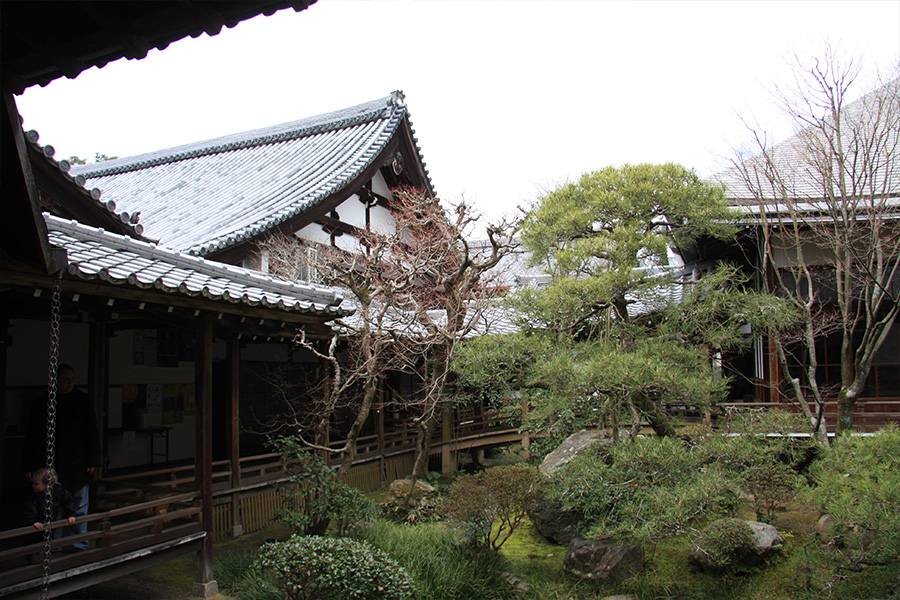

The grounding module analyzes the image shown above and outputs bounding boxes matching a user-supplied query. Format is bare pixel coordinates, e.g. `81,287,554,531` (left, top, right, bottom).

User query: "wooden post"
193,317,218,598
441,406,453,474
520,402,531,461
0,318,7,514
89,321,109,474
226,338,243,537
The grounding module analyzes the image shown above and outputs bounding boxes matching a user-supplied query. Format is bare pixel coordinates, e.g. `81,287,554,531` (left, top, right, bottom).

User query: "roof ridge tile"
73,93,403,178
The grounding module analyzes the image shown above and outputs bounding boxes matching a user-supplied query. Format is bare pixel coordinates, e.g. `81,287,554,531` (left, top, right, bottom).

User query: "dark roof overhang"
1,1,317,95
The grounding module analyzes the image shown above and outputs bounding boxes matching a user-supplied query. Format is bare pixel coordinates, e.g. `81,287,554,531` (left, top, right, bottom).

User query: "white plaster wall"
371,172,392,199
296,222,330,246
336,194,366,229
369,203,395,235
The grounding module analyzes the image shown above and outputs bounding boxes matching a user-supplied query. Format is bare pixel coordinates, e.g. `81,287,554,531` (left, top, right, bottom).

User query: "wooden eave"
1,1,317,95
0,92,58,272
0,265,340,338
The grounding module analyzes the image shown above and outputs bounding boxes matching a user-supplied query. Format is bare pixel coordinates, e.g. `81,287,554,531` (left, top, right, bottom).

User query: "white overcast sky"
15,0,900,225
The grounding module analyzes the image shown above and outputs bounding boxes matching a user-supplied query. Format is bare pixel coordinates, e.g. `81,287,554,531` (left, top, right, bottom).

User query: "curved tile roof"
73,92,422,256
45,214,348,318
23,127,146,238
713,79,900,209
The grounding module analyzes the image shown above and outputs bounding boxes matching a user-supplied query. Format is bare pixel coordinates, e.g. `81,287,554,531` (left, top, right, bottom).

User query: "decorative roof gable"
73,92,431,256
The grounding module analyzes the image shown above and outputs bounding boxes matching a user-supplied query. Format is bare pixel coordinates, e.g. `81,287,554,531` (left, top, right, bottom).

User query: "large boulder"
539,429,613,476
690,519,784,571
563,538,644,581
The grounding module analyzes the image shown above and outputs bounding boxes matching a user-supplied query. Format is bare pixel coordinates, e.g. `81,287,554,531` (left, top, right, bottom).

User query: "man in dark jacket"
23,364,100,550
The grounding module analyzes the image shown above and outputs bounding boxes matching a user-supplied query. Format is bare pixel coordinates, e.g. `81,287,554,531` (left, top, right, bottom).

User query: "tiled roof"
45,214,348,318
713,80,900,209
23,128,146,238
72,92,429,256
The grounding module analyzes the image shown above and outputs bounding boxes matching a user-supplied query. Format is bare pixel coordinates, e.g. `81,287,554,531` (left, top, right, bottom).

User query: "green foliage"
657,263,801,352
742,462,802,523
442,464,543,550
807,427,900,571
452,165,777,447
356,521,514,600
379,480,442,524
216,549,278,600
271,436,375,536
552,436,741,542
692,518,758,571
251,534,416,600
522,163,733,271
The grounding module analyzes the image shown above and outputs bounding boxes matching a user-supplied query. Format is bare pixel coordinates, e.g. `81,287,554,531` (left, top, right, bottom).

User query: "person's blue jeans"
68,484,89,550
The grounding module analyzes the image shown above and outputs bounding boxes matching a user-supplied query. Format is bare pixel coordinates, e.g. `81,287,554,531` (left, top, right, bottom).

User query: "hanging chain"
40,273,63,600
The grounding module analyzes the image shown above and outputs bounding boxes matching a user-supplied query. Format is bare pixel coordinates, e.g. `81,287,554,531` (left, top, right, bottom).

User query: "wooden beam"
193,317,217,595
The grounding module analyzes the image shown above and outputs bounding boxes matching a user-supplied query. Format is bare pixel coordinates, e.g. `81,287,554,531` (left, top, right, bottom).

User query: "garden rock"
539,429,613,475
526,497,583,545
501,572,531,594
690,519,784,571
388,478,436,504
563,538,644,581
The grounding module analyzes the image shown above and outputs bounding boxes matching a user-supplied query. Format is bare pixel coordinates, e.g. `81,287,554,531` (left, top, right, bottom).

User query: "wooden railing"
0,492,203,598
0,403,527,596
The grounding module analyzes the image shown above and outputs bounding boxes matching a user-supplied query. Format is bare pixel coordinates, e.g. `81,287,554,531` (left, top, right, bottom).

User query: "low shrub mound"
691,518,757,571
252,534,416,600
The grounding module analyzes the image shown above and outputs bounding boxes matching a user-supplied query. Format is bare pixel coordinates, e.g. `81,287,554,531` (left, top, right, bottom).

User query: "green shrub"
807,427,900,573
356,521,514,600
442,464,543,550
252,534,416,600
552,435,741,542
742,461,801,523
692,518,757,570
271,436,375,535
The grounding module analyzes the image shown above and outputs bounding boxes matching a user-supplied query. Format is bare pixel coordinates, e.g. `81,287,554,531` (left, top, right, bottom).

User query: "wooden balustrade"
0,492,202,597
0,404,529,596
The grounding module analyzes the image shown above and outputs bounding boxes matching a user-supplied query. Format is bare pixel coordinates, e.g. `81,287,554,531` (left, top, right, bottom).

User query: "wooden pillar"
88,321,109,474
226,338,242,537
519,402,531,461
193,317,218,598
0,318,8,511
440,406,453,474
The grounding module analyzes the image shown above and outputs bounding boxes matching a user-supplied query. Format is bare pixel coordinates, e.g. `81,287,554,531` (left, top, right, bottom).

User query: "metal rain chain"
40,273,63,600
